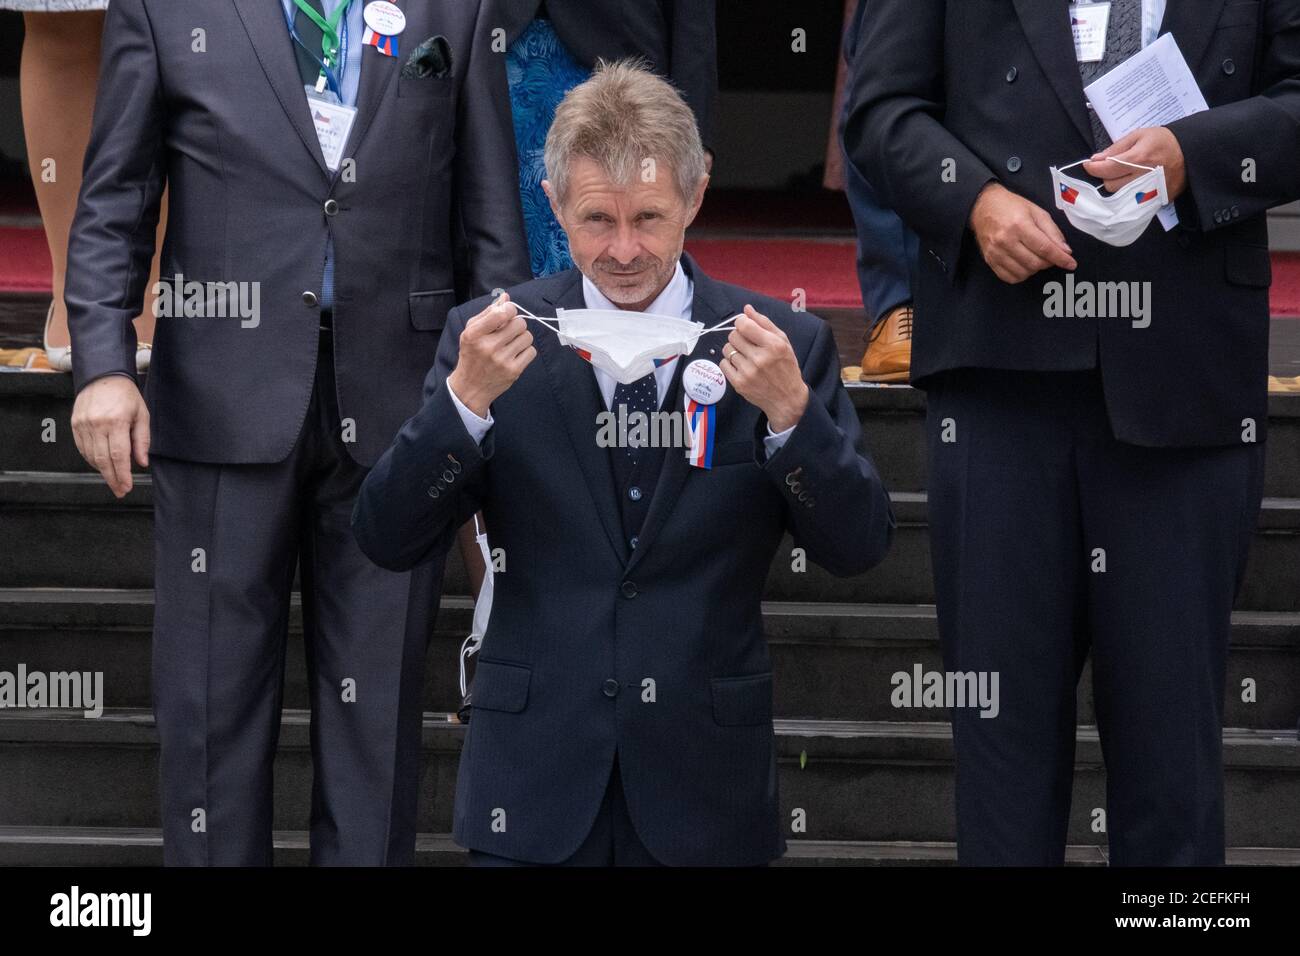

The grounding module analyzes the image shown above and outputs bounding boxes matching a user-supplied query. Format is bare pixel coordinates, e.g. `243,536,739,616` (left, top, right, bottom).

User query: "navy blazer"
352,253,894,865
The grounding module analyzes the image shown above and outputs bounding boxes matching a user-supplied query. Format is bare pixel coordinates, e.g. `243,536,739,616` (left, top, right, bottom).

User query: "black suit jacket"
65,0,531,467
351,254,895,865
499,0,718,150
843,0,1300,447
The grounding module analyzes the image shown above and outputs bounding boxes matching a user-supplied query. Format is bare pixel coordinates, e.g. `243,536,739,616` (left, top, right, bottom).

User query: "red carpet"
4,224,1300,315
0,227,52,294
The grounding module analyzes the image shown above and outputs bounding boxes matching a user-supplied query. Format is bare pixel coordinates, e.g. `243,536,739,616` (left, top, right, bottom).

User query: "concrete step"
3,589,1297,729
2,708,1295,847
3,824,1296,866
4,473,1297,612
4,374,1300,497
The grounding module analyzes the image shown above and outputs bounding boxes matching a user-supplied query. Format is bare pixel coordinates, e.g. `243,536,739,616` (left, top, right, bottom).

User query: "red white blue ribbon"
685,398,716,469
362,27,398,56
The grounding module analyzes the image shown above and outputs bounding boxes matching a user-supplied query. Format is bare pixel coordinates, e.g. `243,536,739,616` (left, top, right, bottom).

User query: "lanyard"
291,0,354,94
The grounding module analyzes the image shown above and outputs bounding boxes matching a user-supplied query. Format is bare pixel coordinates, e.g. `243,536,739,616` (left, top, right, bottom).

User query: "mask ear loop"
510,301,561,334
702,314,740,334
1056,157,1157,174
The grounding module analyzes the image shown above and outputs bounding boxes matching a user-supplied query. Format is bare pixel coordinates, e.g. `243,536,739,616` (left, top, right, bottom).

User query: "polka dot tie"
612,372,659,464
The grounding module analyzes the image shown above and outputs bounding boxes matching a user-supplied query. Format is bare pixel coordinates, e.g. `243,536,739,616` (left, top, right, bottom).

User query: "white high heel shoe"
42,302,72,372
42,301,154,372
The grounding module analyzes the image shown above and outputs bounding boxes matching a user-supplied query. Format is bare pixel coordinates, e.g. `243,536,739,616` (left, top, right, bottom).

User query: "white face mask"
459,514,492,703
517,304,736,384
1050,158,1168,247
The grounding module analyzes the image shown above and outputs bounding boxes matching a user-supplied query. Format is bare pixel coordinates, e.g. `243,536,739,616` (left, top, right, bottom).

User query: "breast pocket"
708,441,757,467
397,74,454,102
409,289,456,331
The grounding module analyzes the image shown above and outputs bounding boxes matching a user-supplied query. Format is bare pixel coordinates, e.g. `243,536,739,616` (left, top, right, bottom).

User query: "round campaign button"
683,359,726,405
363,1,407,35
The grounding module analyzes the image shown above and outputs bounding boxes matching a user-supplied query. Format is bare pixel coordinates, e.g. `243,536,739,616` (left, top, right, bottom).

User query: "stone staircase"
1,374,1297,865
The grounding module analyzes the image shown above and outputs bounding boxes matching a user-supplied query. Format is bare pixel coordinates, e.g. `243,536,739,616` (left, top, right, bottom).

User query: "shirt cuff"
447,378,493,446
763,421,795,457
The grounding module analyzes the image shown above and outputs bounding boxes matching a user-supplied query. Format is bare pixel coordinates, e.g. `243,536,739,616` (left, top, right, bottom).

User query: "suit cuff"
447,378,493,446
763,420,795,457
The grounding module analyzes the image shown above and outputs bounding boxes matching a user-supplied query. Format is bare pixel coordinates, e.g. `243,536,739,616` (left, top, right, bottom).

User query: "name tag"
1070,2,1111,63
306,89,357,172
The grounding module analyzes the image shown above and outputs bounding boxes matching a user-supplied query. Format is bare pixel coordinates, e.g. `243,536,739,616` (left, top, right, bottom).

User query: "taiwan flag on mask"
1059,182,1079,204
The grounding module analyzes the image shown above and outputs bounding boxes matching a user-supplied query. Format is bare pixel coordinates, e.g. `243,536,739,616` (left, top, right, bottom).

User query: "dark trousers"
924,368,1265,865
467,756,665,866
149,331,442,865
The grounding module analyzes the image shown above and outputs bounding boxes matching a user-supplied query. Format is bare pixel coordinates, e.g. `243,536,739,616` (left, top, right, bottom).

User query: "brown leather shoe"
860,304,913,382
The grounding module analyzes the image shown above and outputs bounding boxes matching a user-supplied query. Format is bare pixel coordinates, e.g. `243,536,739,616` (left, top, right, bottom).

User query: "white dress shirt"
448,261,796,456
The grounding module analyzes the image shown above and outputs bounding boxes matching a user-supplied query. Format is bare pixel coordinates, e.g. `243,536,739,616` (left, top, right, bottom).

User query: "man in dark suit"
844,0,1299,864
64,0,530,865
352,61,894,866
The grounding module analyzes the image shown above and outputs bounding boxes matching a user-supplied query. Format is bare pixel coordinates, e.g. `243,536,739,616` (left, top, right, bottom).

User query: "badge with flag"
362,1,404,57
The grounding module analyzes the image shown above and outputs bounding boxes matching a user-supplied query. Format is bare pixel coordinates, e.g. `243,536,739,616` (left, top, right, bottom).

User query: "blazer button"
628,486,642,501
602,678,620,698
1214,210,1224,224
1006,156,1022,173
1222,58,1235,75
323,198,339,216
1005,66,1018,83
302,291,319,307
447,456,463,474
426,486,439,498
791,481,803,495
442,468,455,483
1230,205,1240,218
621,580,638,599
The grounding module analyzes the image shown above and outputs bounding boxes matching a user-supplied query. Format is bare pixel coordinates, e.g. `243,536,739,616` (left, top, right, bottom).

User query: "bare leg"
21,11,162,351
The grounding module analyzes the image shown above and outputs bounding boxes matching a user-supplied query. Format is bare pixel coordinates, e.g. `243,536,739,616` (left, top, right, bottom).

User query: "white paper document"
1083,32,1208,229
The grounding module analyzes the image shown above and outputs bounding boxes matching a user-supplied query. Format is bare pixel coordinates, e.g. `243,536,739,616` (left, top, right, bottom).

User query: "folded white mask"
1050,157,1168,247
516,304,737,385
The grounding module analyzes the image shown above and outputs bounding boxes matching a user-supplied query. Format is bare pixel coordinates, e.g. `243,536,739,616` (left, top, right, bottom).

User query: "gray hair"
544,59,707,207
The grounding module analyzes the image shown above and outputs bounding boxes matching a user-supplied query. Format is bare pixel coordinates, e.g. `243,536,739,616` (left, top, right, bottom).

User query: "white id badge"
305,88,357,172
1070,2,1111,63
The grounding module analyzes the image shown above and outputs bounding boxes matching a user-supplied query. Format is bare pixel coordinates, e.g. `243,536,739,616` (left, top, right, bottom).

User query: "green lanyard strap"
292,0,354,70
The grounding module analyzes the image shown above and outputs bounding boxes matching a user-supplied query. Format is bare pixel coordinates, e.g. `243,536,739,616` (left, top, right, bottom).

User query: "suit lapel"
232,0,331,179
624,254,736,576
1160,0,1227,75
538,271,632,566
1011,0,1096,148
343,32,401,170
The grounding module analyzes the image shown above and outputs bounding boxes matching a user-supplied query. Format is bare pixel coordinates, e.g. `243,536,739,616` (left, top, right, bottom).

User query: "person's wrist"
969,181,1001,229
448,368,490,419
767,384,809,433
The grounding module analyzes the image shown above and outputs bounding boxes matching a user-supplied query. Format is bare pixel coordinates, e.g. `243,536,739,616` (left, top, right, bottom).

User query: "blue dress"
506,19,592,278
